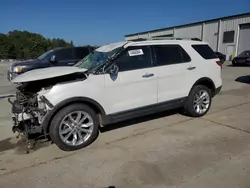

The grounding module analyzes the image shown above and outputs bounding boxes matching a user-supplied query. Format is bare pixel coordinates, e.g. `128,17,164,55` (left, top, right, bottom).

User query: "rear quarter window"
192,44,217,59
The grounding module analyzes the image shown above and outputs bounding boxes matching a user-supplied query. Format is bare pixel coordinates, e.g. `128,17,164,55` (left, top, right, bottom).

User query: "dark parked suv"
7,46,93,80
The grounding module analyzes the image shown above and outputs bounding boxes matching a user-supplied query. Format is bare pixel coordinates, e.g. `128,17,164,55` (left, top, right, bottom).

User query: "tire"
49,104,99,151
232,61,236,66
183,85,212,117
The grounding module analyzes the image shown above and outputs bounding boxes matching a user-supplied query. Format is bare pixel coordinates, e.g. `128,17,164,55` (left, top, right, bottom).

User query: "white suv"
9,39,222,151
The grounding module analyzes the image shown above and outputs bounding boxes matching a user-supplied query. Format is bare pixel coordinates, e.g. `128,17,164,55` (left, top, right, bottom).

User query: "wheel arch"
42,97,106,134
190,77,216,97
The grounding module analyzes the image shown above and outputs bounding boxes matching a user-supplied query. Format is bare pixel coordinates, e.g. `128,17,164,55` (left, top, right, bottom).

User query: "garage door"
238,24,250,55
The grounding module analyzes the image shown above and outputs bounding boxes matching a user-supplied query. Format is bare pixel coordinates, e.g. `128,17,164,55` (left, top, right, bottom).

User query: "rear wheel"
183,85,212,117
49,104,99,151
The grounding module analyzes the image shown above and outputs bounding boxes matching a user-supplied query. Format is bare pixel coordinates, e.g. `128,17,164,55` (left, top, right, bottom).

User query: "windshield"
238,50,250,57
37,50,54,60
74,47,122,70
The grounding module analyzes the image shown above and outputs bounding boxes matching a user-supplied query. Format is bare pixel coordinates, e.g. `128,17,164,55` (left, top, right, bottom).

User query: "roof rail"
127,37,202,42
127,38,147,42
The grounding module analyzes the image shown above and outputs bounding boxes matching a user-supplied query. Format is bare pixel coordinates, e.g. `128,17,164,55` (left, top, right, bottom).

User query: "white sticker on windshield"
128,49,144,56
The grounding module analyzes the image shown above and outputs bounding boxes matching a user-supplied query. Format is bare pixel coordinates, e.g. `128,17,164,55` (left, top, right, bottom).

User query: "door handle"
142,73,154,78
187,66,196,70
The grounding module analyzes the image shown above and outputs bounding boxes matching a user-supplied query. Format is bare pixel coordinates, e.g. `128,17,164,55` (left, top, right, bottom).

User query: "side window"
192,44,217,59
55,48,74,61
181,47,191,62
115,46,151,72
74,47,90,59
153,45,190,66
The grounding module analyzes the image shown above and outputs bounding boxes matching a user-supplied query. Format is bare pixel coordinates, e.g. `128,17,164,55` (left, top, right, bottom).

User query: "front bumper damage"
8,93,54,153
7,69,88,153
7,68,19,81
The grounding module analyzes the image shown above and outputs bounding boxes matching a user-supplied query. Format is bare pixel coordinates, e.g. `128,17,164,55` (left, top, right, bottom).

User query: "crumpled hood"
11,66,87,83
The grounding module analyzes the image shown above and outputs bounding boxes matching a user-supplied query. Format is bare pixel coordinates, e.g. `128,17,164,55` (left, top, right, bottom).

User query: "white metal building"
125,13,250,60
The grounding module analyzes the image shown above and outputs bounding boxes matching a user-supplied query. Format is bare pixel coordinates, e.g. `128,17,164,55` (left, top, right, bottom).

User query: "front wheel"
49,104,99,151
183,85,212,117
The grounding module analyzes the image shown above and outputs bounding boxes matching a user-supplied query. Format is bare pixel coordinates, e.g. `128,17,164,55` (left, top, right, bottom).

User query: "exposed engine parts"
8,73,88,153
8,92,46,153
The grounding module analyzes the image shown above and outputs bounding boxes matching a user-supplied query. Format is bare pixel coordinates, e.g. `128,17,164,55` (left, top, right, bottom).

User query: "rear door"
54,48,75,66
151,44,196,103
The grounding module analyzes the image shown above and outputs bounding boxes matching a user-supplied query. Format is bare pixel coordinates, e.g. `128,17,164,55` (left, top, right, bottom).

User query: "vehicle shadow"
235,75,250,84
0,109,180,153
100,109,180,133
0,135,50,154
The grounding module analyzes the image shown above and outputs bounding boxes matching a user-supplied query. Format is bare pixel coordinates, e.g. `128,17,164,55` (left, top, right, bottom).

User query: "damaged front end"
9,87,52,136
8,87,53,153
8,71,87,153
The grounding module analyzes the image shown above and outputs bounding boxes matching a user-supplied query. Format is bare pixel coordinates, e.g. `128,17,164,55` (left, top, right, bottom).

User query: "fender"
191,77,216,95
41,97,106,133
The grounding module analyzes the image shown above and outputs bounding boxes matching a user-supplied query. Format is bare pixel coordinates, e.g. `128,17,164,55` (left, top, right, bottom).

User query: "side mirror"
49,55,56,63
109,64,119,75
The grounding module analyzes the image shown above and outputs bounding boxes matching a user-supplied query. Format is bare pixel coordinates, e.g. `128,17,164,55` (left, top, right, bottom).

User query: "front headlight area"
37,88,54,111
13,65,26,73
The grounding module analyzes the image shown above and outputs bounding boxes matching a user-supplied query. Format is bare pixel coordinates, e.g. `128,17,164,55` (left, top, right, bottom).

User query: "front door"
103,45,157,114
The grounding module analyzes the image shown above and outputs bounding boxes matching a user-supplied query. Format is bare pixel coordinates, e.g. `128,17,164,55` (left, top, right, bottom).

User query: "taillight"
216,60,222,68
